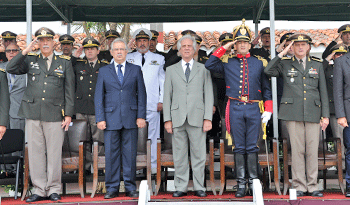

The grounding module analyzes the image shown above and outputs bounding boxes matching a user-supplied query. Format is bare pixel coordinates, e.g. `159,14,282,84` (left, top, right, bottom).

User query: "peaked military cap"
133,28,152,40
194,34,202,44
338,24,350,33
59,34,74,44
260,27,270,36
288,33,312,44
219,33,233,43
232,19,252,42
35,27,55,39
150,30,159,40
280,32,294,43
330,43,348,54
181,30,196,36
105,30,120,39
82,37,100,48
1,31,17,39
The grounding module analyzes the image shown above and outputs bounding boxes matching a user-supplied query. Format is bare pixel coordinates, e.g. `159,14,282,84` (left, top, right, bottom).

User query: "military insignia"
310,56,323,62
57,65,62,70
64,36,68,40
54,69,64,74
62,109,65,117
127,59,134,64
30,62,39,69
266,29,270,33
150,60,159,65
41,29,47,36
0,68,5,73
290,78,294,83
225,35,229,40
281,57,291,60
340,46,345,50
80,76,83,81
59,55,71,60
240,28,247,35
32,76,35,81
28,52,38,56
101,60,109,64
254,55,268,67
308,68,318,75
88,40,92,44
79,70,86,75
298,35,304,40
347,26,350,31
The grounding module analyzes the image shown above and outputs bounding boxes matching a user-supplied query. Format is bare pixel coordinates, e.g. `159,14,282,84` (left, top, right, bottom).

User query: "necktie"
44,57,49,70
299,59,304,69
117,64,123,84
185,63,191,82
142,53,145,66
90,62,94,69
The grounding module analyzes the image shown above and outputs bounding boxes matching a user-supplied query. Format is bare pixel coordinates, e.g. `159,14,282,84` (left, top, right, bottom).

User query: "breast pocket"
308,74,319,87
53,71,65,86
286,72,298,85
28,69,41,84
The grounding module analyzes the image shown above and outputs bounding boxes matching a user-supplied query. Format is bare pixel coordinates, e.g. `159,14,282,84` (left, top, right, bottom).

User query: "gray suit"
1,61,27,131
163,60,213,192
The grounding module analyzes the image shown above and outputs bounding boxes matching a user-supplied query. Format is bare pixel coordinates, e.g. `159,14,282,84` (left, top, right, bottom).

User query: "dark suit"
334,53,350,186
95,61,146,193
0,68,9,127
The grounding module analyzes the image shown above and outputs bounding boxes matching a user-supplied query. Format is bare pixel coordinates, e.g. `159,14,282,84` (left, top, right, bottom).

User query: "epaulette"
281,57,291,60
310,56,323,63
101,60,109,64
76,58,87,62
0,68,5,73
27,52,38,56
254,55,268,67
59,55,71,60
202,56,209,60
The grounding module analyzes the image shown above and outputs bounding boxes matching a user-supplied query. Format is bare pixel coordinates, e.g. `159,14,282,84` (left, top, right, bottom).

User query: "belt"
228,96,260,103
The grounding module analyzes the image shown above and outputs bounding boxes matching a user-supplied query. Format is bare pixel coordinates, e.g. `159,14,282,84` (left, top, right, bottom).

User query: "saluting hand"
276,39,287,53
325,52,336,62
0,126,6,140
61,116,72,131
278,40,294,58
203,119,212,132
338,117,348,128
251,33,261,46
22,37,38,56
97,121,107,130
222,40,236,51
73,45,84,58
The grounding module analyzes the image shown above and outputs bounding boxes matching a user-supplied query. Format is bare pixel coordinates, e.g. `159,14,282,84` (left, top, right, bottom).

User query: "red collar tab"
237,53,251,59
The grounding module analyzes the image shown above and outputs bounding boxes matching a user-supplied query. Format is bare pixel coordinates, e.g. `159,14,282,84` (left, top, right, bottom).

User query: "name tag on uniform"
150,60,159,65
30,62,39,69
287,69,298,77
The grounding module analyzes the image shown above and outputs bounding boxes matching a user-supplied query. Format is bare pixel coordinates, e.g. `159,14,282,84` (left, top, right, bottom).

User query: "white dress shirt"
114,61,126,75
181,59,194,73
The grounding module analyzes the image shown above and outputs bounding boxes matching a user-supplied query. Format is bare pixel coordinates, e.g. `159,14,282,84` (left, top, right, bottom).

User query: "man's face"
38,37,54,56
284,41,294,56
3,39,16,48
179,38,195,60
136,38,150,53
341,32,350,45
292,41,310,57
110,42,128,63
61,43,73,56
84,47,99,61
107,37,116,49
5,44,20,61
261,34,270,48
149,39,157,52
235,41,251,55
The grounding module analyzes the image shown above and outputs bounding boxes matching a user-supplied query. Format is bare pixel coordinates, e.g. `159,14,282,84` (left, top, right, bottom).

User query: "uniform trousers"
343,126,350,185
329,114,345,169
26,119,64,196
172,119,206,192
76,113,104,170
284,121,320,192
229,102,261,154
104,128,138,193
146,110,160,169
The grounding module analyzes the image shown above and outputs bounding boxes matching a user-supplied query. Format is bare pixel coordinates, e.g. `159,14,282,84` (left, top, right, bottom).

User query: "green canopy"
1,0,349,23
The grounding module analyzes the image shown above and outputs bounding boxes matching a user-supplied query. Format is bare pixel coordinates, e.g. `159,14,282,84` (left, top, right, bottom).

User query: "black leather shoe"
126,190,139,198
49,193,61,201
104,191,119,199
194,190,207,197
346,188,350,197
310,191,323,197
25,194,44,202
173,191,187,197
296,191,306,197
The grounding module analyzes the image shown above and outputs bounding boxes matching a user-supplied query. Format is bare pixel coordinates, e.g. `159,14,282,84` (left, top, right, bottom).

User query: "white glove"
261,112,272,123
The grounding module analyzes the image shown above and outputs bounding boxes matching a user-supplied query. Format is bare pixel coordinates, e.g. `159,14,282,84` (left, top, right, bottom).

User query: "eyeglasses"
5,49,20,53
112,48,126,51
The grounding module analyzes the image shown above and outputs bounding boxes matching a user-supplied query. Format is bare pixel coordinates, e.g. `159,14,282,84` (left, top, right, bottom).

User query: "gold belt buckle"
241,96,248,102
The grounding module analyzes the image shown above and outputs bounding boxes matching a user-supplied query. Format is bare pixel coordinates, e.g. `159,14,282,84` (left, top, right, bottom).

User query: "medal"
290,78,294,83
80,76,83,81
32,76,35,81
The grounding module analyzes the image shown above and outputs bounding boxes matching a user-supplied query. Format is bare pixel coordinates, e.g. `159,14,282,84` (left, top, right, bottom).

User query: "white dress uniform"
126,50,165,170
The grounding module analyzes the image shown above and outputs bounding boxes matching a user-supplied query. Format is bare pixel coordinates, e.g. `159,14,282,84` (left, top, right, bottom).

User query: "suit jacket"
126,51,165,112
323,61,335,114
74,58,108,115
334,53,350,121
94,61,147,130
6,52,75,122
0,68,9,126
265,56,329,123
0,62,27,119
163,60,214,128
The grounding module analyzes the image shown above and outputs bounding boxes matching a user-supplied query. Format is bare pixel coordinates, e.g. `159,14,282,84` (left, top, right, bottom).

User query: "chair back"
137,121,149,155
62,119,89,158
163,128,173,152
0,129,24,154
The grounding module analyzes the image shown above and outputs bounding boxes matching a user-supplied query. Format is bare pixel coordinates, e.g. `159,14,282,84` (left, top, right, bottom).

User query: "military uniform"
0,67,9,127
6,27,75,198
1,31,18,63
322,24,350,59
98,30,120,62
264,33,329,195
205,19,272,197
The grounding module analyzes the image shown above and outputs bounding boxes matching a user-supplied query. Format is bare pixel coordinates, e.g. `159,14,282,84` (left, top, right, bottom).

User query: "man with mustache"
59,34,75,57
251,27,273,60
6,27,75,202
0,31,17,62
322,24,350,59
98,30,120,62
126,28,165,174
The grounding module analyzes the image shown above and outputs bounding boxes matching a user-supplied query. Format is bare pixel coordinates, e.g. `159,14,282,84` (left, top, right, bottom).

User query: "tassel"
226,131,232,146
259,100,264,114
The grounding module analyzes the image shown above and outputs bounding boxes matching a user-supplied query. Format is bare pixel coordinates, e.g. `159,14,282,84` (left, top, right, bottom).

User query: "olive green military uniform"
74,58,108,169
0,68,10,127
265,55,329,193
6,52,75,196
